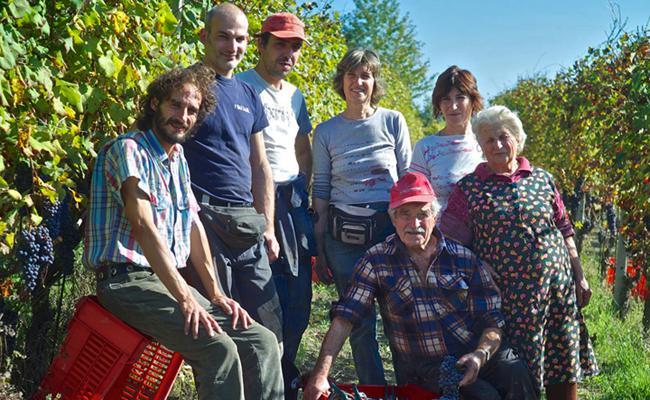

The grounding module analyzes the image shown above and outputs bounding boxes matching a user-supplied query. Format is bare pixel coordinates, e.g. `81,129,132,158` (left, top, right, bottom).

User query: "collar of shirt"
141,129,181,163
387,227,453,272
475,156,531,182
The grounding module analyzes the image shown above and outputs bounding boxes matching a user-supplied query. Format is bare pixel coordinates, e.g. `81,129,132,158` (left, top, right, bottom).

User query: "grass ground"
167,237,650,399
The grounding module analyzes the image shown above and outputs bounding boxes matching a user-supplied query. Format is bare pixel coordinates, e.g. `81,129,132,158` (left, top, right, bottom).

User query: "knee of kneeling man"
507,358,534,380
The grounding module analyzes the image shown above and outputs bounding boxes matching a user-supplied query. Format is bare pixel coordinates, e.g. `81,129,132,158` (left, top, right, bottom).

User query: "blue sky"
329,0,650,102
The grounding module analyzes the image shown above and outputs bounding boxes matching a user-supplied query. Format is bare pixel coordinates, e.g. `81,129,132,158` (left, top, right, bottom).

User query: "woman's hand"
574,276,592,308
314,255,334,285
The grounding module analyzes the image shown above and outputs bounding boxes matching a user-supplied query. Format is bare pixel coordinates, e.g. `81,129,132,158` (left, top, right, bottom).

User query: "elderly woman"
410,66,484,210
312,48,412,384
441,105,598,399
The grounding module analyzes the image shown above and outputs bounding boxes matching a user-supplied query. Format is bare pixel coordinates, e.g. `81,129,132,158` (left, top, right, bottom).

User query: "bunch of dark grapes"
57,192,81,275
605,204,617,237
42,200,62,240
14,161,33,193
439,355,463,400
15,226,54,291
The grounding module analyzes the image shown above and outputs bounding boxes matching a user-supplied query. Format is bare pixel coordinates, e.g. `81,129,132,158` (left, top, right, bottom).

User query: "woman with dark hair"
311,48,412,384
410,65,484,210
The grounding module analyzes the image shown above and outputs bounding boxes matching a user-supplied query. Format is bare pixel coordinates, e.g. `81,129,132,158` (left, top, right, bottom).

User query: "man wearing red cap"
238,12,314,399
304,172,537,400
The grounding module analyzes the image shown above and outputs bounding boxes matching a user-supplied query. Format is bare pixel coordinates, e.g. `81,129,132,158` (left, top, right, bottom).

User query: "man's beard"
152,112,194,145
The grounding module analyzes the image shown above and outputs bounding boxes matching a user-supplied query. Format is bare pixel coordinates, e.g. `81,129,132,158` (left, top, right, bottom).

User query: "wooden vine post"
613,233,631,319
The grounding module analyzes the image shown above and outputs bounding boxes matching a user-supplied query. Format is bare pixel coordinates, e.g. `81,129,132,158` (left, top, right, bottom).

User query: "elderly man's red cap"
389,172,437,210
260,12,308,43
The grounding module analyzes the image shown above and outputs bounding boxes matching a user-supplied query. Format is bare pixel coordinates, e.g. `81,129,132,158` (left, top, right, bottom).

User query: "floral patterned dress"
443,158,598,387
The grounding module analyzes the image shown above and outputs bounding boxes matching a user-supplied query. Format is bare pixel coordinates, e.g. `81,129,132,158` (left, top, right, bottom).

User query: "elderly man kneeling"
303,172,537,400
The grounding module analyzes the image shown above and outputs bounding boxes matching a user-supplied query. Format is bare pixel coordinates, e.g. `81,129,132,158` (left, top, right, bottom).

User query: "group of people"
82,3,598,399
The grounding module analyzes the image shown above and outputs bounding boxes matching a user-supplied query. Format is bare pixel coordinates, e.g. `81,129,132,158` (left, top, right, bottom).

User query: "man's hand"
264,230,280,262
179,295,222,338
575,276,592,308
456,350,484,387
212,295,253,330
314,255,334,285
302,372,330,400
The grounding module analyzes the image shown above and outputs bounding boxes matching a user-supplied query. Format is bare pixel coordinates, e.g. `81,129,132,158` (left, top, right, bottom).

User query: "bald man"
183,4,285,360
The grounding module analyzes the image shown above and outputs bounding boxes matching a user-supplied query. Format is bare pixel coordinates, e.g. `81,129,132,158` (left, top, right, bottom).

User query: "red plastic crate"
34,296,183,400
318,384,440,400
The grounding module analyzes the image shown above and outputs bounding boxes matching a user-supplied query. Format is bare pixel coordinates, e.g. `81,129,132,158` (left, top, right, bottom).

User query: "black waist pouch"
201,206,266,250
328,204,379,246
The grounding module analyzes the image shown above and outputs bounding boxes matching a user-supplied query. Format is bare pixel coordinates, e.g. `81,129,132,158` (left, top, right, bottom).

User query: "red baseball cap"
260,12,308,43
389,172,437,210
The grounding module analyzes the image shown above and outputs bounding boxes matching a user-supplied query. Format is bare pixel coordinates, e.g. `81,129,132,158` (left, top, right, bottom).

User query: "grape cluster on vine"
57,192,81,276
438,355,463,400
604,204,617,237
14,161,33,193
42,200,62,240
15,226,55,292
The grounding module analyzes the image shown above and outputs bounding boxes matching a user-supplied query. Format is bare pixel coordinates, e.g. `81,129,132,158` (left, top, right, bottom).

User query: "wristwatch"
476,348,491,364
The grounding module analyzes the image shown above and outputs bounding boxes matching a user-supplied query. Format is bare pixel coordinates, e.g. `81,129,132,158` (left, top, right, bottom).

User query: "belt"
96,263,151,281
200,194,252,208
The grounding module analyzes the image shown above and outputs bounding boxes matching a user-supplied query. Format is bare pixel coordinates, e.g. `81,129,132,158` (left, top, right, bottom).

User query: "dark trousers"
272,174,316,399
395,344,539,400
191,204,283,345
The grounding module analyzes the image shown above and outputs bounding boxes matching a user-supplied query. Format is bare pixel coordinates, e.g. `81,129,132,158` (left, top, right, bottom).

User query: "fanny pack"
201,206,266,250
329,204,379,246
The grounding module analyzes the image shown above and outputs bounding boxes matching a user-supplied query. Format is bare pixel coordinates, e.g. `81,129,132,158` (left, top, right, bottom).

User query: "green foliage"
492,27,650,276
579,245,650,399
341,0,431,99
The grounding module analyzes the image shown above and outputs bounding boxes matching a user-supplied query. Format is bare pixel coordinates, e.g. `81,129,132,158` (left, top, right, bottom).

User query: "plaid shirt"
83,130,199,270
332,229,505,362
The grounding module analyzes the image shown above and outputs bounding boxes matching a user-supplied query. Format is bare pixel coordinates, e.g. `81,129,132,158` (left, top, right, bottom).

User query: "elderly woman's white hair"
472,105,527,155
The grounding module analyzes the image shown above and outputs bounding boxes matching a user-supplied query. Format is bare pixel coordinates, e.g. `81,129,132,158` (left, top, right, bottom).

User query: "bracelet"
476,348,491,364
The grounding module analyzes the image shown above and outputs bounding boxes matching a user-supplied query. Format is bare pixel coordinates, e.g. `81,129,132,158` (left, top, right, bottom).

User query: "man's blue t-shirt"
184,75,269,203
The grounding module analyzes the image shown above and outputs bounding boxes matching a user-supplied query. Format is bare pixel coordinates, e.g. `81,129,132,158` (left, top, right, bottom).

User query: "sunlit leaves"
493,27,650,267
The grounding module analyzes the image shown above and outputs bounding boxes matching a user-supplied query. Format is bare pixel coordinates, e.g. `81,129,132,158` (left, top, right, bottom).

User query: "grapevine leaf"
8,0,30,19
7,189,22,200
30,212,42,226
4,232,14,248
63,37,74,53
81,85,106,114
0,41,17,70
98,55,116,78
22,194,33,207
156,3,179,35
29,136,57,155
52,96,66,115
35,67,53,94
55,79,83,112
